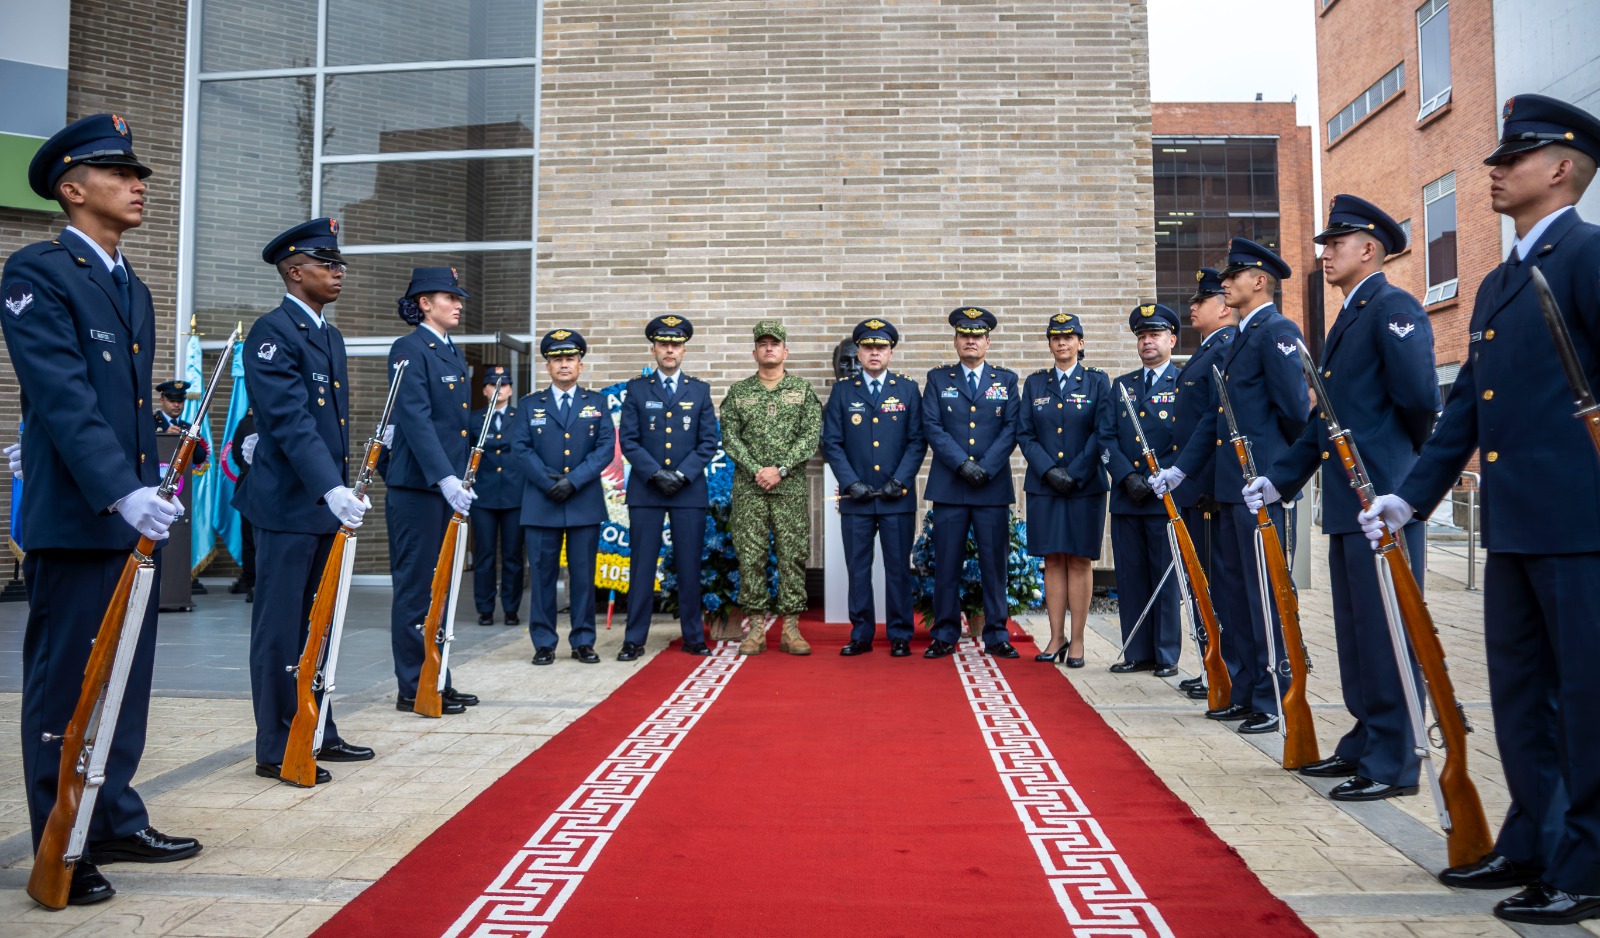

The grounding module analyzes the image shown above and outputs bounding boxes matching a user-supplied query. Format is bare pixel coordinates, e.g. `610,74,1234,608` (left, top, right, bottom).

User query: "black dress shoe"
1439,853,1543,890
1237,712,1280,734
395,694,467,715
228,578,252,595
87,827,203,864
1495,882,1600,925
1297,754,1358,778
840,640,874,656
682,641,712,656
617,642,645,661
478,612,495,626
890,640,911,657
1206,703,1251,721
1178,675,1204,689
532,647,556,665
924,639,957,659
256,762,331,785
1152,664,1179,678
68,860,115,905
1109,659,1155,673
443,687,479,706
318,740,375,762
1328,776,1418,801
1065,655,1085,668
572,645,600,664
1184,684,1209,700
191,579,208,594
984,642,1021,658
246,588,254,603
505,614,520,626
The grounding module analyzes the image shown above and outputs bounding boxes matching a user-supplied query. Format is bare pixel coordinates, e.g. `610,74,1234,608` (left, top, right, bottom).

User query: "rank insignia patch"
5,281,35,318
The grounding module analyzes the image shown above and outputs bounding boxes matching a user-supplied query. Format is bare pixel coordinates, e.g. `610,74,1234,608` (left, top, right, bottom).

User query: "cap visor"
1484,138,1551,165
304,248,346,263
1188,289,1222,303
1312,223,1365,245
80,153,152,178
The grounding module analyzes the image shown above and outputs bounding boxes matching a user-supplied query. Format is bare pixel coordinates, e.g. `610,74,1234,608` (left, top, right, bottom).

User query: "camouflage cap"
753,319,787,342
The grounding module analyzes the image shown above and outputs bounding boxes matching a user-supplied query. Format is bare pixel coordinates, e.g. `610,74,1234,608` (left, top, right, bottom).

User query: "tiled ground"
0,535,1594,937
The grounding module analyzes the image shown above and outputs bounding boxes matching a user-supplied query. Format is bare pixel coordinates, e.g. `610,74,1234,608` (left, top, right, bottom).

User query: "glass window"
323,67,538,156
1423,172,1458,305
333,249,531,339
321,158,533,245
326,0,539,66
1328,63,1404,144
200,0,318,72
1417,0,1452,120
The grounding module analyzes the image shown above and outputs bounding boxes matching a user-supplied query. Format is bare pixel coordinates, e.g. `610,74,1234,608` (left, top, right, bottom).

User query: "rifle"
28,327,239,910
1213,365,1320,769
1117,385,1231,709
280,361,408,785
414,376,505,717
1532,266,1600,459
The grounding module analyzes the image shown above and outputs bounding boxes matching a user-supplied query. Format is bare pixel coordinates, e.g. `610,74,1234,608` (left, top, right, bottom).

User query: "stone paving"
0,536,1595,937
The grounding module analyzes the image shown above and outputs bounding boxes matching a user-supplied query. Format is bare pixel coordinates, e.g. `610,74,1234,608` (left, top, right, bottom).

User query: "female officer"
1017,313,1113,667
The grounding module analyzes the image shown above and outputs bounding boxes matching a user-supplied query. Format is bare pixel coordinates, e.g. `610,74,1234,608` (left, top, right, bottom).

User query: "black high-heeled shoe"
1035,645,1068,663
1064,645,1085,668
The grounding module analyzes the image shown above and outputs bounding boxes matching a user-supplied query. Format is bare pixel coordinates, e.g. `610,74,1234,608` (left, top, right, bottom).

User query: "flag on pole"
214,329,249,565
181,320,219,573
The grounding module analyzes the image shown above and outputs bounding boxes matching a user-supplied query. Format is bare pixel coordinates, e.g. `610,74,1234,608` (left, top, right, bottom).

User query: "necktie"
967,371,978,398
664,377,675,399
1058,374,1067,397
111,264,130,311
558,392,571,422
1143,369,1154,396
1508,245,1522,266
869,379,881,402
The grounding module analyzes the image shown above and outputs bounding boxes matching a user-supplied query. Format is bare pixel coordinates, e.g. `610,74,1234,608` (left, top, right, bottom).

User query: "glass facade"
1152,137,1282,352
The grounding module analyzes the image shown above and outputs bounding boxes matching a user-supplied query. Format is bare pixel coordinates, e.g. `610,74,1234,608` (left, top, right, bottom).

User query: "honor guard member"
470,365,524,627
821,318,927,657
1362,95,1600,924
154,380,209,468
618,315,719,660
1106,304,1183,676
239,219,375,785
1247,196,1437,801
1152,239,1309,735
722,320,824,656
1172,269,1238,700
921,306,1022,659
512,330,615,664
384,267,480,713
3,113,200,904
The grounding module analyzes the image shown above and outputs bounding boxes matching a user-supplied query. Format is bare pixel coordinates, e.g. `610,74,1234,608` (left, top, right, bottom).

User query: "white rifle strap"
313,535,359,753
1252,527,1288,742
1373,551,1449,830
1115,557,1176,659
1165,523,1206,664
437,517,470,691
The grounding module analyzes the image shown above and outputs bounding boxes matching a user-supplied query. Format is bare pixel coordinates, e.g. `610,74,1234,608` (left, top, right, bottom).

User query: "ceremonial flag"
181,322,219,572
214,332,249,565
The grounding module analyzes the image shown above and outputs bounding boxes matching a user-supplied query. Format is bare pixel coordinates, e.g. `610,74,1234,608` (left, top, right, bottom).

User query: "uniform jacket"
1107,364,1180,516
1270,273,1439,535
508,385,615,528
1175,305,1309,505
1170,325,1237,509
382,325,470,491
1400,209,1600,552
821,370,927,515
618,371,719,509
0,229,158,550
235,297,351,534
468,405,521,510
921,362,1021,506
719,373,822,499
1016,364,1111,498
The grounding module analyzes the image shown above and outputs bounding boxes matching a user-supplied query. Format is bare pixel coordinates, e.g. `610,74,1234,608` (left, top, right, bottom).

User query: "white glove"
440,475,477,515
324,485,371,528
5,442,19,479
1243,477,1281,512
241,433,258,465
381,424,395,448
115,486,180,540
1148,466,1186,496
1358,494,1415,546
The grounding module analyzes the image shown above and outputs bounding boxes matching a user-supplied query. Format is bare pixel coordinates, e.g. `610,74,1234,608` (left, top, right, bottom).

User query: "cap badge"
1140,305,1155,317
450,267,459,281
1052,313,1070,323
328,218,339,234
551,330,572,340
661,316,683,327
963,308,983,319
1194,270,1205,282
865,319,885,329
1329,197,1338,213
112,114,128,136
1503,97,1515,120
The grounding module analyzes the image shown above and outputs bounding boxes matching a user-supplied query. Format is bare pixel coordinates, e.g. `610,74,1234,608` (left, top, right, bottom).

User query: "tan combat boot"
779,614,811,656
738,615,769,655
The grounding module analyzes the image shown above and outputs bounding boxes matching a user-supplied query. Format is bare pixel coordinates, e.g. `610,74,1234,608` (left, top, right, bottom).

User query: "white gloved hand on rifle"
440,475,476,515
5,441,19,479
1148,466,1185,497
240,433,258,466
324,485,370,529
1243,477,1281,512
1358,493,1414,547
115,486,182,540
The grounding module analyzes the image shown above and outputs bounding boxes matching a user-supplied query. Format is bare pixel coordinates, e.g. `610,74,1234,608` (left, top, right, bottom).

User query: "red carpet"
318,619,1312,937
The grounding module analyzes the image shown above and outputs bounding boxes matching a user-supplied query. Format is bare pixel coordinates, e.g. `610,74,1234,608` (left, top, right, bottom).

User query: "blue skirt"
1026,491,1107,559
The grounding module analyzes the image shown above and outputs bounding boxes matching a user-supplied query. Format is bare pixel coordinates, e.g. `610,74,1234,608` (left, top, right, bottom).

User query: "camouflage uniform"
720,366,822,617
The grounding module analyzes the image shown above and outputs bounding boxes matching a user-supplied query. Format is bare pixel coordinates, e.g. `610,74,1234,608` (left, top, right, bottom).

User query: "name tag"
442,374,462,383
1033,397,1051,406
90,329,115,343
941,386,960,398
645,400,664,409
1469,331,1483,343
530,417,547,426
312,373,329,383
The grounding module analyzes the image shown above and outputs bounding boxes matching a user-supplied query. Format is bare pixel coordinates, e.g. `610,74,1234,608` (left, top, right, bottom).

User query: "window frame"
1422,171,1458,306
1416,0,1452,122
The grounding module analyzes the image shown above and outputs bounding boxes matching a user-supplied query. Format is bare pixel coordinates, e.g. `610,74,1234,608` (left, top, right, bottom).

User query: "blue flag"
181,329,219,572
214,336,249,565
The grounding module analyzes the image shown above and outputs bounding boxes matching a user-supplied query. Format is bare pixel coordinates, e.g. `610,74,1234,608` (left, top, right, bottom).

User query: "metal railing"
1456,471,1480,590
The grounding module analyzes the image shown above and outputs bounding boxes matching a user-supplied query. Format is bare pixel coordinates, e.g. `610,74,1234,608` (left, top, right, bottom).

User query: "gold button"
132,343,140,354
1487,451,1499,462
462,402,468,409
969,422,976,428
1139,411,1146,417
1324,370,1331,378
340,419,345,426
496,467,502,472
665,458,672,465
872,441,879,447
461,430,469,437
873,464,880,471
105,351,113,361
1321,451,1329,460
448,383,456,390
666,412,673,418
666,427,673,434
565,432,571,439
1057,403,1063,409
495,433,501,439
1483,390,1494,401
137,398,144,407
318,398,325,406
970,405,976,412
1057,451,1064,457
564,449,571,455
969,438,976,445
872,417,879,423
666,442,672,449
334,381,341,388
140,454,146,463
1486,330,1496,341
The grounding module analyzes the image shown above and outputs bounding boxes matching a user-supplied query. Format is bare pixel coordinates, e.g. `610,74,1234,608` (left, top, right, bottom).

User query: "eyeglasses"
297,261,348,274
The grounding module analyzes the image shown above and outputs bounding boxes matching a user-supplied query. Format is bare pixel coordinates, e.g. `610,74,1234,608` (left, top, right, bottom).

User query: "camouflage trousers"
729,490,810,615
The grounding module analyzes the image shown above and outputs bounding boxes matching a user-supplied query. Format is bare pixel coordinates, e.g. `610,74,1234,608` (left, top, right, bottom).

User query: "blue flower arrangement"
910,509,1044,625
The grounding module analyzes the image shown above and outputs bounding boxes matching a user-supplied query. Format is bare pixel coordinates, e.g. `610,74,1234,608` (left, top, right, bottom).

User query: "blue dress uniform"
1392,96,1600,907
2,115,173,867
921,306,1021,653
470,366,524,625
511,330,616,659
1172,239,1309,724
618,315,719,656
1105,304,1184,671
383,268,472,702
237,220,363,768
821,318,927,650
154,380,209,469
1265,197,1438,794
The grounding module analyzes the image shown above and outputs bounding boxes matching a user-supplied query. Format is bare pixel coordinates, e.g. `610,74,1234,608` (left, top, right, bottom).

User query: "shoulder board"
1085,365,1104,374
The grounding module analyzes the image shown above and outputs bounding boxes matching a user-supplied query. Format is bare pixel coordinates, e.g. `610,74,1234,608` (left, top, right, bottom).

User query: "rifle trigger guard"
1428,721,1446,749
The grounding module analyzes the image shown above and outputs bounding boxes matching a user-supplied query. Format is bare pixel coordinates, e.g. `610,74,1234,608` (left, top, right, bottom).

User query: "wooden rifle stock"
279,532,351,787
415,446,483,718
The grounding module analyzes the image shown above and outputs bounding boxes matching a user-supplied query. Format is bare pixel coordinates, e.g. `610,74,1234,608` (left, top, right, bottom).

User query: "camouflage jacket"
720,371,822,498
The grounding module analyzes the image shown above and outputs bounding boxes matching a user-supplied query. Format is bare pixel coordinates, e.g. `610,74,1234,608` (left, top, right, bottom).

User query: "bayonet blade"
1532,266,1598,411
1293,338,1347,436
1117,383,1156,460
1212,364,1243,439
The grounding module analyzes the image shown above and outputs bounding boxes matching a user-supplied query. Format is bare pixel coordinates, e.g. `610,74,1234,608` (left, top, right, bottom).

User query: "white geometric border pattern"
442,645,746,938
954,640,1176,937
